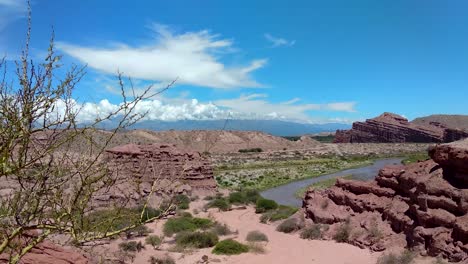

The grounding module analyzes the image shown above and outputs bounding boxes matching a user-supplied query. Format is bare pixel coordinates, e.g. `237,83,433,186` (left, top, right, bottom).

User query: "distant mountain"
104,119,350,136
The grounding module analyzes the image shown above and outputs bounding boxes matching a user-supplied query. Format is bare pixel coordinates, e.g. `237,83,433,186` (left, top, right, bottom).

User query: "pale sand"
101,200,438,264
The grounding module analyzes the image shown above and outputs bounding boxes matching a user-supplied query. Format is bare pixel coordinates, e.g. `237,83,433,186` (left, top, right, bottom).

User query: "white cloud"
50,94,356,124
264,33,295,47
0,0,25,31
214,94,356,122
57,24,267,89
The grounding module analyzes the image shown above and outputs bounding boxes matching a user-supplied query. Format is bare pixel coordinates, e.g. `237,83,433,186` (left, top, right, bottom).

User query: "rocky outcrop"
303,139,468,262
334,112,468,143
0,233,88,264
93,144,217,208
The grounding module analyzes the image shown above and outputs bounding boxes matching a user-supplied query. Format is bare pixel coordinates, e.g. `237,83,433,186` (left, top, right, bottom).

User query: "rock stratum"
334,112,468,143
93,144,217,208
303,139,468,262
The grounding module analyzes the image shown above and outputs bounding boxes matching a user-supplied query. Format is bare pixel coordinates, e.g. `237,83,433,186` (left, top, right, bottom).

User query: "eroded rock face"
334,112,468,143
94,144,217,208
0,234,88,264
303,140,468,262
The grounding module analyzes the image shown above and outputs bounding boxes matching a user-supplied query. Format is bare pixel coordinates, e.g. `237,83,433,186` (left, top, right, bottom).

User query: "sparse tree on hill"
0,4,176,263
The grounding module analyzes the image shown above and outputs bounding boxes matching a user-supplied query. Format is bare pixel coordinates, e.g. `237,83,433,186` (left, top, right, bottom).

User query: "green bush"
175,231,219,248
145,235,163,249
333,221,351,243
149,255,175,264
228,192,247,204
207,198,230,211
119,241,144,252
300,224,323,240
163,216,213,236
276,218,302,233
246,231,268,242
174,194,190,210
82,207,144,233
125,224,151,238
260,205,298,222
255,198,278,213
238,148,263,153
138,206,162,222
244,189,261,203
377,250,415,264
212,239,249,255
212,222,232,236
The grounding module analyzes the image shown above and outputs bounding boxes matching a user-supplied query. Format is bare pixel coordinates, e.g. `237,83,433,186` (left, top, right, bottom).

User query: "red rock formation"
94,144,217,208
303,139,468,262
334,112,468,143
0,234,88,264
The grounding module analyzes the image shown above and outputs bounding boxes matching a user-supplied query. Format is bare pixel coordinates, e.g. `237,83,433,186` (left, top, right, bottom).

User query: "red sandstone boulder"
303,139,468,262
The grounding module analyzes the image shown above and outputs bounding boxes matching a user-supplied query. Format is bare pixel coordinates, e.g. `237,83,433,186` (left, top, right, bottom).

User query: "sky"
1,0,467,124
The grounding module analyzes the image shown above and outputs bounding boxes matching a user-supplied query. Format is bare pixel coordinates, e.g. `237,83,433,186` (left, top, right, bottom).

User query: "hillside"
53,129,323,154
411,114,468,130
96,119,351,136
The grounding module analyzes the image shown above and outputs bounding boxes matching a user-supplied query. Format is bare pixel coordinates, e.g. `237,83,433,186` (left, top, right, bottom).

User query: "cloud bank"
58,24,267,89
52,94,356,124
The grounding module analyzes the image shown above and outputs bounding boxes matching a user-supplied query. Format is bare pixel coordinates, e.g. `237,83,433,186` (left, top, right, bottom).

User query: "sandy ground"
92,200,440,264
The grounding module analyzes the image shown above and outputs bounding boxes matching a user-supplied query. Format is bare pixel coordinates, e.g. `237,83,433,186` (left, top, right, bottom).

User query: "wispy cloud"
58,24,267,89
0,0,26,32
264,33,295,48
214,94,355,122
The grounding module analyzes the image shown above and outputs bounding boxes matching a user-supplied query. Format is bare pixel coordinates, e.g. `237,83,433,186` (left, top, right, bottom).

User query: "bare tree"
0,5,176,263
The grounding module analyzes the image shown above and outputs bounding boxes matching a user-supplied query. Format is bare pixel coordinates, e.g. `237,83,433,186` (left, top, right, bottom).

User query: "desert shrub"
368,219,383,242
377,250,415,264
119,241,145,252
255,198,278,213
238,148,263,153
276,218,302,233
246,231,268,242
138,206,162,222
145,235,163,249
175,231,219,248
333,220,351,243
244,189,261,203
204,195,214,201
82,208,140,233
247,242,266,254
300,224,323,240
212,222,232,236
207,198,230,211
174,194,190,210
149,255,176,264
212,239,249,255
260,205,298,222
228,192,247,204
125,224,151,238
163,216,213,236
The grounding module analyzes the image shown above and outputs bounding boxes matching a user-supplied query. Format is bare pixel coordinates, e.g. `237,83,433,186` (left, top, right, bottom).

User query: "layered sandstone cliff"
303,139,468,262
92,144,217,208
334,112,468,143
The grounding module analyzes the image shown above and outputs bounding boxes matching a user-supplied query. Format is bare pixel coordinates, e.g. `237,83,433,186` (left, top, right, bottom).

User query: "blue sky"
1,0,467,124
